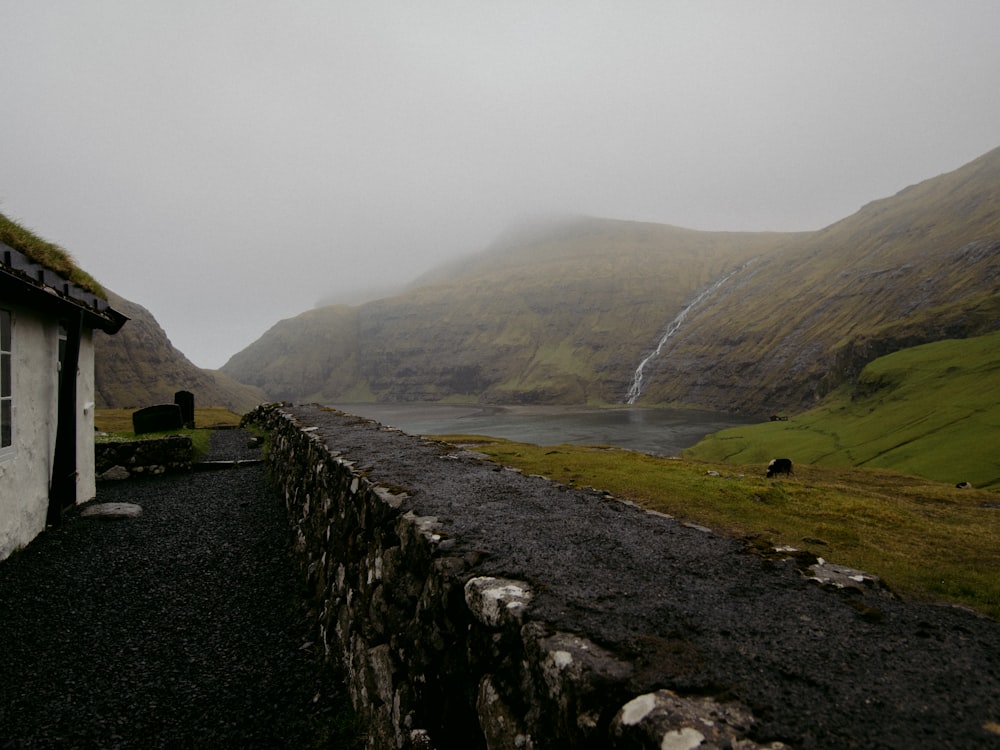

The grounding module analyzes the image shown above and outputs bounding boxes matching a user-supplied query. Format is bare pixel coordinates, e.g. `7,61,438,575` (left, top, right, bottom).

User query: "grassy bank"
438,435,1000,620
94,408,244,461
95,407,243,432
686,331,1000,489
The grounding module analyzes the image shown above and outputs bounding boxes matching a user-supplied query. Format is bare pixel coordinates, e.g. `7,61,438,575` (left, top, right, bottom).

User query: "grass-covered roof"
0,210,106,298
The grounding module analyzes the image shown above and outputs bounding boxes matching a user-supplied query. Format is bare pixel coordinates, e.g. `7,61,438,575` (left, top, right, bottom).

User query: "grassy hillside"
632,146,1000,412
686,331,1000,488
442,436,999,620
221,147,1000,414
224,218,785,404
240,304,373,403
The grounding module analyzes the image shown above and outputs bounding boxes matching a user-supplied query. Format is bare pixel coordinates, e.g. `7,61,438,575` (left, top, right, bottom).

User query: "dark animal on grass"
766,458,794,478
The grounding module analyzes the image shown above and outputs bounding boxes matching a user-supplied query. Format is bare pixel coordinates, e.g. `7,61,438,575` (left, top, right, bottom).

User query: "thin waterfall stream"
625,265,748,404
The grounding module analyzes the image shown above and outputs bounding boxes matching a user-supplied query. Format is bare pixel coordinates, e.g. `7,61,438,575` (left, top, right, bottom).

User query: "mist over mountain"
195,147,1000,415
313,282,409,309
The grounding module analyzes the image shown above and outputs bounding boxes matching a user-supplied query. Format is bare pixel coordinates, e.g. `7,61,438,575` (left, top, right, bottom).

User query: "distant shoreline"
336,402,750,420
336,402,689,421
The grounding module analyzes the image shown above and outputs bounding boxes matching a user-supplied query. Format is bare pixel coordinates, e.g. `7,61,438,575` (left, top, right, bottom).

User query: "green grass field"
95,407,243,432
94,407,244,461
438,435,1000,620
686,331,1000,489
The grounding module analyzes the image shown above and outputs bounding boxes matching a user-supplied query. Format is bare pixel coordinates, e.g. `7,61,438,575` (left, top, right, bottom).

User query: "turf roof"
0,211,106,298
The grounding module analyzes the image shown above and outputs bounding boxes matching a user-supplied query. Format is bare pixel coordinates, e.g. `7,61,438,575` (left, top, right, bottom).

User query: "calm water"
336,403,760,456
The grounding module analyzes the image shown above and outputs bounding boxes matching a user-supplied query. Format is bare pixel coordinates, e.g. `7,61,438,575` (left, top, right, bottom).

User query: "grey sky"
2,2,999,369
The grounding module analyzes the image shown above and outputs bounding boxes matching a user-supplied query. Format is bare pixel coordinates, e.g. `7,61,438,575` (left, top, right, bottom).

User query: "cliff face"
222,147,1000,414
94,291,268,413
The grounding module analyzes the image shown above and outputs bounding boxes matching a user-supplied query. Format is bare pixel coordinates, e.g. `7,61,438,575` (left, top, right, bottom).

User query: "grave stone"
132,403,184,435
174,390,195,428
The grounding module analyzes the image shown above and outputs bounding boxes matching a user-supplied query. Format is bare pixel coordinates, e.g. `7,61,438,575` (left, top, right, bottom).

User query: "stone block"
174,390,195,428
132,403,184,434
81,502,142,519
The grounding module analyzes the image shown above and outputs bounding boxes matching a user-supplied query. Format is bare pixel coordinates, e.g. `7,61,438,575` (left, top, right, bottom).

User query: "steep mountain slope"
635,146,1000,412
94,291,268,413
222,147,1000,414
223,218,790,404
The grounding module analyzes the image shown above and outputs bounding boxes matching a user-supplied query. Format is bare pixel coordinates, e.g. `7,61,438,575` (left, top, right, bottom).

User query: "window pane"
1,311,10,449
1,400,10,448
1,354,9,398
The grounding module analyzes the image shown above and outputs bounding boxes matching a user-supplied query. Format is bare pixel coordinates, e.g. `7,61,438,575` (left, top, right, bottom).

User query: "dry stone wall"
245,404,790,750
95,435,193,480
246,403,1000,750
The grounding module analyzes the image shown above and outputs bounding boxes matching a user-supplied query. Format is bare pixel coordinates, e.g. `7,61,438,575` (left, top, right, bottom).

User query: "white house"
0,215,127,561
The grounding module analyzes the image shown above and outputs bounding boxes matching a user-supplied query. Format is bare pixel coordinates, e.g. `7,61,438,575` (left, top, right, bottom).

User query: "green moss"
0,211,106,298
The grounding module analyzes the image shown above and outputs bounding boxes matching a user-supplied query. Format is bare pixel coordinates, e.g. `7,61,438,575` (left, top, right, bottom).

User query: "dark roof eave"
0,263,128,335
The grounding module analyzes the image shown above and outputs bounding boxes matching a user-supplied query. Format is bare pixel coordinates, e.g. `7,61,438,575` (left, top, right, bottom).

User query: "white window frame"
0,308,12,460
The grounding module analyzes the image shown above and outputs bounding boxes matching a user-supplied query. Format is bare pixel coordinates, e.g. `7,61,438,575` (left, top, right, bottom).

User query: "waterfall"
625,265,747,404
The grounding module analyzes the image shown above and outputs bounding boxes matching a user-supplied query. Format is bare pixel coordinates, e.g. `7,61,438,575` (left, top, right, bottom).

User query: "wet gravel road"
0,430,356,750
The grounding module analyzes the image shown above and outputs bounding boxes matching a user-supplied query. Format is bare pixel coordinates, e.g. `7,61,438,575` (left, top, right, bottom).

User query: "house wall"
0,302,97,561
76,328,97,501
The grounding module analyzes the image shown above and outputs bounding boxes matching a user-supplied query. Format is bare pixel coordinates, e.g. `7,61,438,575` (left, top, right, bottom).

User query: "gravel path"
0,430,357,749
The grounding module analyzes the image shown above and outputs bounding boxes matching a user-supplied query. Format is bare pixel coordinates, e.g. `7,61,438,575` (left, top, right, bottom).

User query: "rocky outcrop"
246,403,1000,750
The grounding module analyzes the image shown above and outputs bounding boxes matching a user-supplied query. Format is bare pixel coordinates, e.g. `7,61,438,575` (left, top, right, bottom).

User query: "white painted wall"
0,302,97,561
77,328,97,503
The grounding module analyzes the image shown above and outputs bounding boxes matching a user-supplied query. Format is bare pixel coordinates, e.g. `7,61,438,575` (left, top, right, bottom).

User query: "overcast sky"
2,2,999,369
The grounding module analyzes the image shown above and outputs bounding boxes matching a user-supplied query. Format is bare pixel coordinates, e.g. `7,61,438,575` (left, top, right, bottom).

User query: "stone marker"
81,502,142,519
132,403,184,435
97,465,130,482
174,390,195,428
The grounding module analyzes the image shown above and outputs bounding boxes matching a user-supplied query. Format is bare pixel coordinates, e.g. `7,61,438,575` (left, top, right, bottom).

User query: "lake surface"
337,403,760,456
